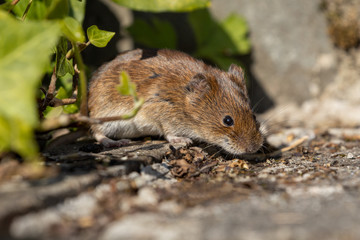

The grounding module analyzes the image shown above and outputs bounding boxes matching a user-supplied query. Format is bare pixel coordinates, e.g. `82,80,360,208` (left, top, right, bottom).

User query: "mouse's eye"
223,115,234,127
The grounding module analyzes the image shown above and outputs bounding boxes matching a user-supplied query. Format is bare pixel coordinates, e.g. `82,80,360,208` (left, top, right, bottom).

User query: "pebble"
134,187,159,206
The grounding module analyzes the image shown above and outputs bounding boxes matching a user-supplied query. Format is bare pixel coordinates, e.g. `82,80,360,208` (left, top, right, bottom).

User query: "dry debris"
1,128,360,239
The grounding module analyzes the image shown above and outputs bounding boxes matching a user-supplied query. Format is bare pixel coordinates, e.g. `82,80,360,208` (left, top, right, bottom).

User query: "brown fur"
88,49,263,154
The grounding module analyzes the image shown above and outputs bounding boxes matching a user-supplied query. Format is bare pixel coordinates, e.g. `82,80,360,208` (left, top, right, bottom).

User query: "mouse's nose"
245,145,259,154
245,135,263,153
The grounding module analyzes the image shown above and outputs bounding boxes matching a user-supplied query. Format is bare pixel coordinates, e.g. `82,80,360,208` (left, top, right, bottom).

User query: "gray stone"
100,213,201,240
100,193,360,240
211,0,336,105
0,172,101,224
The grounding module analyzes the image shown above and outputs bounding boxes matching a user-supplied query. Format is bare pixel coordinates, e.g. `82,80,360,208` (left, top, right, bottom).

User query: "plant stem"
40,69,57,112
21,0,33,21
11,0,21,5
66,41,91,60
48,69,57,95
73,42,88,116
8,0,21,13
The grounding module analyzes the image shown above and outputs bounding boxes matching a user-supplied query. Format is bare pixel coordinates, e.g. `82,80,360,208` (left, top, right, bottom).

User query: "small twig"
66,41,91,60
39,114,95,132
93,116,126,122
49,97,77,107
189,162,218,177
48,68,57,95
72,42,88,116
11,0,21,5
71,64,79,102
21,0,33,21
39,87,47,95
270,136,309,156
38,113,131,132
74,64,80,75
242,136,310,160
8,0,21,12
40,70,57,112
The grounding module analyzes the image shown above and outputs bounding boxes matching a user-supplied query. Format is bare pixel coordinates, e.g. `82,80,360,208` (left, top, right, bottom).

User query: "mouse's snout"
243,135,263,153
247,125,264,153
219,129,263,155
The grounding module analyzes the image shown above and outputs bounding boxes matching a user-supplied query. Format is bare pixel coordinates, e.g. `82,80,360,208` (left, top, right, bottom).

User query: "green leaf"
59,72,74,94
116,71,137,97
87,25,115,48
0,11,60,159
115,71,144,119
188,9,217,48
54,86,78,114
56,86,69,99
128,17,177,49
189,9,250,69
43,105,63,119
121,97,144,119
60,16,85,43
112,0,210,12
69,0,86,24
5,0,47,20
63,104,78,114
56,37,74,77
6,0,75,20
221,14,250,54
0,2,12,11
31,1,47,20
45,0,69,19
0,117,38,158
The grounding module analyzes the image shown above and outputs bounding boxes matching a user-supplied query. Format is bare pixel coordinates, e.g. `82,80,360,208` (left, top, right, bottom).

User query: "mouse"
88,49,263,155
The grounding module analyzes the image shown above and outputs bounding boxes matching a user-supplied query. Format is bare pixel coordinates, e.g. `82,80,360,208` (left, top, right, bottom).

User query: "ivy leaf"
45,0,69,19
69,0,86,24
112,0,210,12
189,9,250,69
60,16,86,43
59,72,75,94
128,17,177,49
188,9,217,48
55,87,78,114
0,2,12,11
221,14,250,54
63,104,78,114
121,97,144,120
87,25,115,48
116,71,137,97
116,72,144,120
0,11,60,159
4,0,47,20
56,37,74,77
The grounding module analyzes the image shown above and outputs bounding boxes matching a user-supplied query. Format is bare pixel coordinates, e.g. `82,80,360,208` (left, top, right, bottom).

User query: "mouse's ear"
228,64,246,87
185,73,210,94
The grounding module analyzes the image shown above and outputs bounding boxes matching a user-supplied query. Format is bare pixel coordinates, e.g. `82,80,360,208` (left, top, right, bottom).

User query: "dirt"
0,125,359,240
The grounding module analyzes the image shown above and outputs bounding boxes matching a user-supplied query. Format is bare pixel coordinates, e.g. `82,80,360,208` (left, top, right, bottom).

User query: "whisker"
252,96,265,113
258,104,293,125
202,143,218,151
260,147,265,155
261,144,270,153
224,152,231,160
210,148,224,159
261,119,305,137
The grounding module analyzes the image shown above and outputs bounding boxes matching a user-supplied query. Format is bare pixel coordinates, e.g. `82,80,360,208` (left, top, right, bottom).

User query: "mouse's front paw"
166,135,193,145
94,133,130,148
